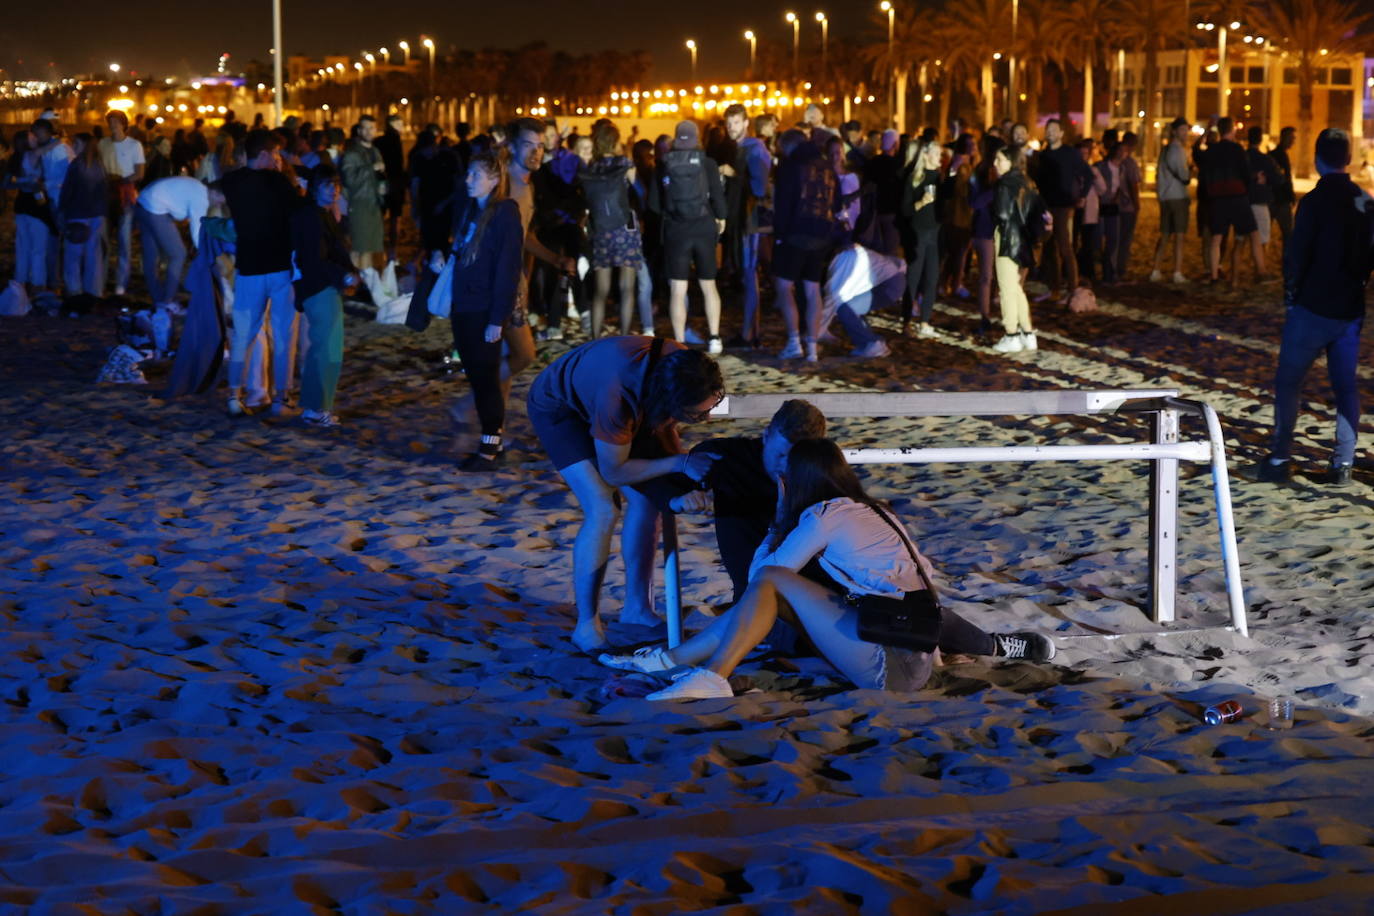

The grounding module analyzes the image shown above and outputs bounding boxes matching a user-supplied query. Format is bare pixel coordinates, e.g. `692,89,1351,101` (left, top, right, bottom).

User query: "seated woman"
600,438,1056,700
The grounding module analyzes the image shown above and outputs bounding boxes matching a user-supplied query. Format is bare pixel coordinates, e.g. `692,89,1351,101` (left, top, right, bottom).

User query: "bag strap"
867,502,942,609
640,336,666,402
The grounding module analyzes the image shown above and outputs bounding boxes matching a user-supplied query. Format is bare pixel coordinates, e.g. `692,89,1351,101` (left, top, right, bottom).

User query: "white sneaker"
1020,331,1038,350
226,396,244,417
302,409,341,428
992,334,1025,353
707,335,723,355
683,327,706,345
778,337,803,359
805,340,819,363
1149,270,1164,282
850,338,891,358
114,285,126,297
645,667,733,701
1172,272,1189,285
916,322,947,339
536,325,564,341
598,645,676,674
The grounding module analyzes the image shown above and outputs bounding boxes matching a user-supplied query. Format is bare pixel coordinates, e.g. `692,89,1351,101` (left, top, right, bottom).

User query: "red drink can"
1204,700,1244,725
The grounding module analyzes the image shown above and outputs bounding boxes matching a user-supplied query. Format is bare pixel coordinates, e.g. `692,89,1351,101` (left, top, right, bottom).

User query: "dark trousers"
450,311,506,436
904,227,941,323
1042,205,1079,291
1271,306,1362,467
529,225,587,324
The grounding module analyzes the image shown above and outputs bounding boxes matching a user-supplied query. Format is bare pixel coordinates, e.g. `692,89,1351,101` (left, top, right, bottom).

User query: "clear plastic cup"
1267,697,1294,730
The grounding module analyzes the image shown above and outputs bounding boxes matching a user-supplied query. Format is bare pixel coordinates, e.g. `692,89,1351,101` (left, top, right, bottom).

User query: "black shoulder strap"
640,336,666,402
868,502,941,606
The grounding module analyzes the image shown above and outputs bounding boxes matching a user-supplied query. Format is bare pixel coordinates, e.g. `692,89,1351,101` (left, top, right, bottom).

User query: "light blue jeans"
63,216,106,296
14,214,48,287
1271,306,1362,467
228,270,297,403
740,232,762,340
112,204,135,291
135,206,186,305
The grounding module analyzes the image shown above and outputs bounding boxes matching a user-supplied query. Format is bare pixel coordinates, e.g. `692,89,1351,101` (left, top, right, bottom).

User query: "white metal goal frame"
659,388,1249,648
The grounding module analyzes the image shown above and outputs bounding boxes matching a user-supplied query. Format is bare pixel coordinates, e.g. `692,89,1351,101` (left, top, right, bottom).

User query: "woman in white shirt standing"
601,438,1056,700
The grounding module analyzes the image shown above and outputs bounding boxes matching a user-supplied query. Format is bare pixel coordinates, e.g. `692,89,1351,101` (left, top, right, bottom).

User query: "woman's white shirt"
748,497,933,599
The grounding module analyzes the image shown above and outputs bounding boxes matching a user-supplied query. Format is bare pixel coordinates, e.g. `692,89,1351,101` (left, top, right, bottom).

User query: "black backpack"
580,161,633,234
662,150,712,221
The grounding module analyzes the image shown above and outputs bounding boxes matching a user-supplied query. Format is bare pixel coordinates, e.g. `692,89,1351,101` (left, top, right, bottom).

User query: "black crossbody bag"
850,504,943,653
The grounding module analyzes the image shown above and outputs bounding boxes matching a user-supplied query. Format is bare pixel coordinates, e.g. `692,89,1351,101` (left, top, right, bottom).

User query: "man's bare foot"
620,606,662,628
571,618,607,653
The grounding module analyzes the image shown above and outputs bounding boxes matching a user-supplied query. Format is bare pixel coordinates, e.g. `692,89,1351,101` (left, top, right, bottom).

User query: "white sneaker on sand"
226,396,244,417
302,409,341,428
992,334,1025,353
916,322,947,339
778,337,804,359
1172,272,1189,285
645,667,733,700
805,341,819,363
1021,331,1038,350
850,338,891,358
598,645,676,674
707,335,723,355
1149,269,1164,282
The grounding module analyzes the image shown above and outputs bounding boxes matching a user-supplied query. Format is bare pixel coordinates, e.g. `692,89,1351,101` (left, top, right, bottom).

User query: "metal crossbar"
660,389,1249,648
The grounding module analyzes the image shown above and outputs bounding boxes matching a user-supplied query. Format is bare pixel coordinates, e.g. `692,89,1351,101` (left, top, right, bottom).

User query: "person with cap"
863,129,904,256
1150,117,1193,284
651,120,727,352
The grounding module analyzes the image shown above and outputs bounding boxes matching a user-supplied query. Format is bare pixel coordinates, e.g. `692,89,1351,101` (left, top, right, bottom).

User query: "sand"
1,199,1373,912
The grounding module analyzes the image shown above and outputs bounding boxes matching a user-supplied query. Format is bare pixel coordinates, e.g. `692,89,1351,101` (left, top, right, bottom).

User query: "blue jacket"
449,197,523,327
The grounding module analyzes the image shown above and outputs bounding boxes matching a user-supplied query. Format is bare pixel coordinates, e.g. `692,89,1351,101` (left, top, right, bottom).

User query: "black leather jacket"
993,171,1042,267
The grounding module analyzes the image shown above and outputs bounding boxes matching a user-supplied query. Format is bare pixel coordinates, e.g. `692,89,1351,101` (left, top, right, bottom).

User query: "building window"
1332,67,1353,85
1230,66,1244,84
1283,67,1297,84
1248,66,1264,83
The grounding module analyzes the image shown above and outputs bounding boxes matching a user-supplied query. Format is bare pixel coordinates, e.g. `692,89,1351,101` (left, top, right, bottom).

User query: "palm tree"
1256,0,1371,176
858,1,927,131
942,0,1013,128
1010,0,1062,129
1109,0,1188,154
1049,0,1120,138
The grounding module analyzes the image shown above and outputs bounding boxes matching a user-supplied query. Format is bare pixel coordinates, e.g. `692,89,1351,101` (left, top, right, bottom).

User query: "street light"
785,12,801,82
379,47,390,65
815,12,828,76
422,37,436,120
744,30,757,79
398,40,410,65
686,39,698,84
109,63,120,74
881,1,895,121
1009,0,1019,120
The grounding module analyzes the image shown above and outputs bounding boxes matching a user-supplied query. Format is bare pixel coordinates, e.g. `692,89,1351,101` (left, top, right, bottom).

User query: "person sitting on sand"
600,438,1056,700
527,336,724,652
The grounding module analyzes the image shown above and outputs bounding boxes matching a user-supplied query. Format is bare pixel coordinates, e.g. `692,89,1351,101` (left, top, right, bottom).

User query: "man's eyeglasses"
676,393,724,425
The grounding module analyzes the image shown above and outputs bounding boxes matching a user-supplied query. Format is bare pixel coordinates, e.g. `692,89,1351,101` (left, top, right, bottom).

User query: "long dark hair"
770,438,886,550
642,348,724,433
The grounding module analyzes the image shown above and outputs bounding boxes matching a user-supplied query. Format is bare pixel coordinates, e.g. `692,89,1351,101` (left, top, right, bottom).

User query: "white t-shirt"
749,497,934,599
138,176,209,243
38,141,74,198
99,135,145,180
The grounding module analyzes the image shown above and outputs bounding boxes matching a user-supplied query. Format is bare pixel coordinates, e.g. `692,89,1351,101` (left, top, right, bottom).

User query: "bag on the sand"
852,505,943,652
96,344,150,384
0,281,31,317
1068,285,1097,313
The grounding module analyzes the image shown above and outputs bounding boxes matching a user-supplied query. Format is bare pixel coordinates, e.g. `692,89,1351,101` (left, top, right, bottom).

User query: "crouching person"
602,438,1056,700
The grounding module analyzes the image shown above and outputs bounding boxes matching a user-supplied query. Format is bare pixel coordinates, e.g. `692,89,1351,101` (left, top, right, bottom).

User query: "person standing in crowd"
901,139,948,339
803,104,835,143
135,174,213,312
221,129,300,417
409,127,461,261
444,151,524,469
654,120,727,352
98,111,145,297
629,137,661,329
1075,138,1108,287
992,145,1046,354
580,121,644,338
1199,117,1264,285
142,135,175,187
374,113,408,258
58,133,107,301
340,115,385,271
970,134,1004,340
1151,117,1192,284
289,163,355,429
1257,129,1373,487
530,125,589,341
32,119,72,289
1096,137,1124,285
721,104,772,349
8,129,53,296
1246,126,1282,267
1269,126,1297,252
1113,132,1141,282
940,134,976,300
771,128,835,361
526,337,724,651
1035,119,1091,301
490,118,541,401
827,136,861,243
864,129,903,256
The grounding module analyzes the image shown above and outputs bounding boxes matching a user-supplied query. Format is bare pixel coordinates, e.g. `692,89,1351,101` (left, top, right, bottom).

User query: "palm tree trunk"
896,69,909,133
1298,66,1315,179
938,77,952,140
1143,47,1158,159
1027,66,1041,134
981,60,993,128
1083,55,1094,138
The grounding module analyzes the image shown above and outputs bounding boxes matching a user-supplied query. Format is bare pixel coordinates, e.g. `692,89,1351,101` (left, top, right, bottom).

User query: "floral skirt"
590,227,644,270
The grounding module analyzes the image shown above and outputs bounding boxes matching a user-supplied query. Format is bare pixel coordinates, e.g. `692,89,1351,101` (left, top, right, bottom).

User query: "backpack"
662,150,711,221
580,160,633,234
789,153,840,247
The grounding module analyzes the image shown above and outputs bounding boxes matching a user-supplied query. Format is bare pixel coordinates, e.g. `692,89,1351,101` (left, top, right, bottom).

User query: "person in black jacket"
290,163,356,428
1269,126,1297,252
991,144,1048,354
1257,129,1373,487
374,113,408,257
446,151,525,471
1199,118,1264,284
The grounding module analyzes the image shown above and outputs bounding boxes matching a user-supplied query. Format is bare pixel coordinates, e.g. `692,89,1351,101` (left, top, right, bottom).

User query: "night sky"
5,0,873,84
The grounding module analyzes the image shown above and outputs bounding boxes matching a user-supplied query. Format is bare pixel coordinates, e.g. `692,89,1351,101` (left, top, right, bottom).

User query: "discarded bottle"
1203,699,1244,725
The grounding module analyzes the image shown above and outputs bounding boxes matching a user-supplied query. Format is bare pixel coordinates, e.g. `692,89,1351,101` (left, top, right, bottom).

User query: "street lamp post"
744,30,756,79
785,12,800,84
271,0,284,126
815,12,828,78
422,37,435,120
351,61,362,115
881,1,895,123
686,40,698,84
398,40,410,66
364,52,376,110
379,47,390,65
1009,0,1019,120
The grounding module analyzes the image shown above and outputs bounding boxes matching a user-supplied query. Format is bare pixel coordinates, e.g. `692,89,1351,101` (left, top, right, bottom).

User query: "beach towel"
163,218,234,398
97,345,150,385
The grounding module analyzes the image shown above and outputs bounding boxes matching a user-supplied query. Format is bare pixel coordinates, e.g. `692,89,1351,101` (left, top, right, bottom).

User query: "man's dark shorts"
1208,195,1257,236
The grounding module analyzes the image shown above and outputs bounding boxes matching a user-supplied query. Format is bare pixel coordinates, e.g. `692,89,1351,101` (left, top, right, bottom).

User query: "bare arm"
594,437,717,488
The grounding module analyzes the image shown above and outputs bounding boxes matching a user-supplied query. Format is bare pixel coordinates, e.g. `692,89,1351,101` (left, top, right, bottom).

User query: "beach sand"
1,201,1373,912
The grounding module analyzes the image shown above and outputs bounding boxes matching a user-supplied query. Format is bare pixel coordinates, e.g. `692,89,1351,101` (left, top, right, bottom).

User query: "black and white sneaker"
994,631,1056,662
